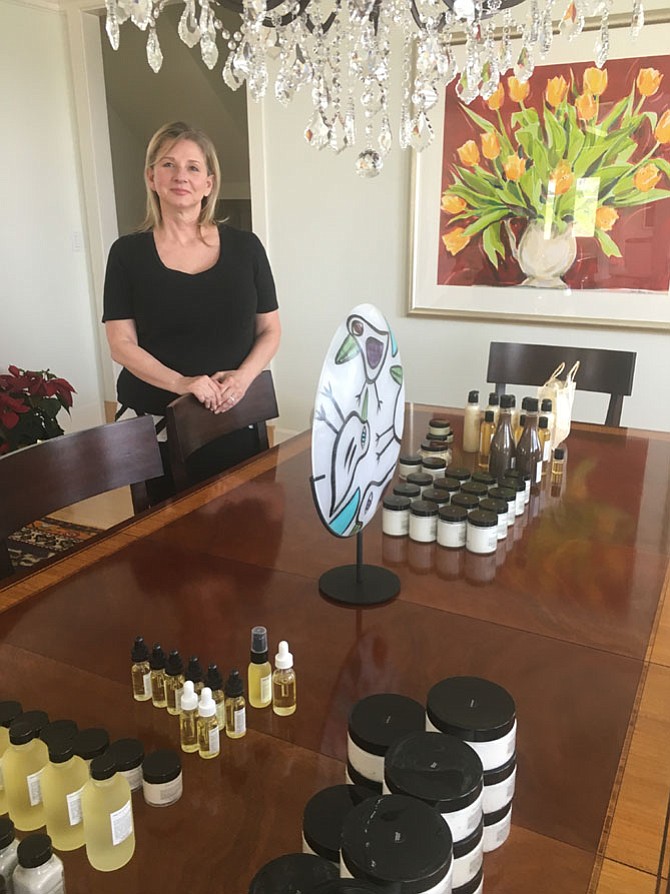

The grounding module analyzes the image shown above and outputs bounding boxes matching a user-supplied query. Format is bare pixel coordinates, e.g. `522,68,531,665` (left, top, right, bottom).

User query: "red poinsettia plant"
0,366,76,455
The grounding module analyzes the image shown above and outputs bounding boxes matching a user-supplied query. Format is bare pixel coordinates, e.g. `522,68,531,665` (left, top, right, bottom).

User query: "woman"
103,121,280,499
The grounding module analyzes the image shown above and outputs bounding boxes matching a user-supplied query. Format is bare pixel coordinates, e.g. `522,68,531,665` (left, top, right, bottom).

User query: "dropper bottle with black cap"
40,734,88,851
248,626,272,709
81,752,135,871
185,655,205,696
149,643,167,708
2,719,49,831
164,650,185,716
205,664,225,731
130,636,151,702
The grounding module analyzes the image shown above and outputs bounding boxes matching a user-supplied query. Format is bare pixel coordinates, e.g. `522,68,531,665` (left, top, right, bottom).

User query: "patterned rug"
7,517,102,571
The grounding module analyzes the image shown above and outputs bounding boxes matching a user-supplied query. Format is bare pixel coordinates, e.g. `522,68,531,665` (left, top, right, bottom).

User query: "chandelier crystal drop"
104,0,644,176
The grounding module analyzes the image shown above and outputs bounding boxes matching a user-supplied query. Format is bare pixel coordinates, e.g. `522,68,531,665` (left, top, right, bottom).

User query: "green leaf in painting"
594,229,622,258
462,207,511,237
482,221,506,268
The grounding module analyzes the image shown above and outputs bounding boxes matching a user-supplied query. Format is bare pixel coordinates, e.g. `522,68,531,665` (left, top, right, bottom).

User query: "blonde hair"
140,121,221,231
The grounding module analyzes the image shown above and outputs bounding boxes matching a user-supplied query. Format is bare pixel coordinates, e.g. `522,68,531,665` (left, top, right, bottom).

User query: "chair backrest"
486,342,636,427
0,415,163,579
165,369,279,492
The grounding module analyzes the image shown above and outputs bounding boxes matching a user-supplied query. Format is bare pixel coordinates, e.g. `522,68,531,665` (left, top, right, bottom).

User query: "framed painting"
409,22,670,329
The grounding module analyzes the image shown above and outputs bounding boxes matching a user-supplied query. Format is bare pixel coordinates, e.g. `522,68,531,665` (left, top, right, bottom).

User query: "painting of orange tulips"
438,55,670,292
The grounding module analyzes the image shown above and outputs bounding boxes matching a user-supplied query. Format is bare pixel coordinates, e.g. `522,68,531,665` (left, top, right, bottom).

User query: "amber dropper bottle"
130,637,151,702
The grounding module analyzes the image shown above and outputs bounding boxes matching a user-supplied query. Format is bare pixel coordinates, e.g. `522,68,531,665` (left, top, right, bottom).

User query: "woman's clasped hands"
181,371,250,414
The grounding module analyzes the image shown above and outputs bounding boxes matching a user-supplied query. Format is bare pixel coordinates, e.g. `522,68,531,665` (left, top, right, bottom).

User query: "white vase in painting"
505,220,577,289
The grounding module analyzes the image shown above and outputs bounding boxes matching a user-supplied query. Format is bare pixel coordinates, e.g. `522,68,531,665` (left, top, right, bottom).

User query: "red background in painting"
437,54,670,291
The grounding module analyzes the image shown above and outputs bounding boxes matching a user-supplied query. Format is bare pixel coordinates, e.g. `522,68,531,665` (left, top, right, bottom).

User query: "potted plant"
0,366,76,455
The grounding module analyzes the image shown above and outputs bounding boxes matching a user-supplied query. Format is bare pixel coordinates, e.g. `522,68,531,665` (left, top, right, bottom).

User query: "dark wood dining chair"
486,342,636,427
165,369,279,492
0,415,163,579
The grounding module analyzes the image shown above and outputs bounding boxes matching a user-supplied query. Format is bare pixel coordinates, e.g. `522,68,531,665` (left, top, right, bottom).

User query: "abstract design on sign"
311,304,404,538
438,55,670,292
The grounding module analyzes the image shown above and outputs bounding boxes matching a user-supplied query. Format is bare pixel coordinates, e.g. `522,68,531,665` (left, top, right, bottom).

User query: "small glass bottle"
224,670,247,740
489,394,516,479
0,816,19,890
179,681,199,754
477,410,496,470
205,665,225,732
185,656,204,696
2,720,49,831
538,416,551,472
516,397,542,488
248,627,272,709
463,390,481,453
12,834,64,894
0,700,22,817
197,689,220,760
40,736,89,852
130,636,151,703
551,446,566,497
164,650,185,716
272,641,296,717
81,753,135,872
486,392,500,426
541,398,555,444
149,643,167,709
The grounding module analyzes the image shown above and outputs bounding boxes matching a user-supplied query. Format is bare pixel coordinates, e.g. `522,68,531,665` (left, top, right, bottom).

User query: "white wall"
0,0,104,433
251,38,670,435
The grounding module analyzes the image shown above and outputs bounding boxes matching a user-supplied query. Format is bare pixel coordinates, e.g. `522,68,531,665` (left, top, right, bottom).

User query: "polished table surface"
1,405,670,894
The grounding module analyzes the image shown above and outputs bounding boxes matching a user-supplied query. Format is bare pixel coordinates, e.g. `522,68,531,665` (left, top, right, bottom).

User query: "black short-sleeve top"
102,225,278,415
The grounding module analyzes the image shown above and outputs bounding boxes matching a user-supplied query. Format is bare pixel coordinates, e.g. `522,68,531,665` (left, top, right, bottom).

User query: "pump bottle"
81,753,135,872
164,651,185,716
248,627,272,709
205,665,225,731
40,736,89,851
130,637,151,702
185,656,204,696
179,681,199,754
224,670,246,739
272,642,297,716
463,390,481,453
197,689,220,760
149,643,167,709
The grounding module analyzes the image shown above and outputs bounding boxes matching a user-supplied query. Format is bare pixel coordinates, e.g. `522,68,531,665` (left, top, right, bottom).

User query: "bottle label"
143,672,151,697
234,707,246,735
67,785,85,826
26,769,44,806
260,674,272,705
110,799,133,846
535,463,542,484
208,726,220,755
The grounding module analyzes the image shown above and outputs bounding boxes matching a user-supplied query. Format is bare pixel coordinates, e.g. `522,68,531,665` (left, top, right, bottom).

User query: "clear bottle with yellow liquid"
130,636,151,702
248,626,272,709
149,643,167,708
197,689,220,759
179,681,199,754
81,752,135,872
164,650,185,716
0,701,22,816
41,736,89,851
2,720,49,831
272,641,296,716
224,670,246,740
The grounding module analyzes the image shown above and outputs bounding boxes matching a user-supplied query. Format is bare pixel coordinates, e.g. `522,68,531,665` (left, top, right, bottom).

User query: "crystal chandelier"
104,0,645,176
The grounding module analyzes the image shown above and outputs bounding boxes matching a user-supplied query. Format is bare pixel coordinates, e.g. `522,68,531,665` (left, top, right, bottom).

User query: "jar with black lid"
394,482,421,502
249,853,339,893
406,472,433,496
420,440,450,462
470,471,495,488
421,456,448,480
409,501,438,543
488,486,516,528
422,487,450,508
483,800,512,852
466,509,498,555
142,749,182,807
479,497,508,540
437,505,467,549
499,476,525,516
450,493,479,513
433,476,461,495
302,784,369,865
428,418,452,438
398,454,422,480
483,753,516,813
383,495,411,537
460,481,488,500
446,467,471,483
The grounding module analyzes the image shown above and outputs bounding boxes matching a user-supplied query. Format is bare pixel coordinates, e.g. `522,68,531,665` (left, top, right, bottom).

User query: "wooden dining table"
1,404,669,894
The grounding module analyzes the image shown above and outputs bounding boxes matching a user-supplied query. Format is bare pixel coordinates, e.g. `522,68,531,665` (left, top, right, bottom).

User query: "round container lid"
0,817,15,850
554,446,565,460
450,493,479,511
74,727,110,761
348,694,425,756
13,710,48,733
479,497,507,516
17,834,53,869
383,495,412,511
438,505,467,523
483,753,517,786
422,457,447,471
142,749,182,784
341,794,453,893
410,500,438,518
471,472,495,487
399,453,422,466
446,468,471,482
40,719,78,748
0,700,22,729
384,732,483,812
9,719,39,746
302,785,370,863
460,482,488,498
46,734,75,764
483,800,512,826
429,418,451,430
407,472,433,487
90,752,117,781
467,509,498,529
499,477,525,494
394,483,421,499
433,477,461,494
108,737,144,771
422,488,450,505
427,677,516,742
420,441,447,454
248,853,339,893
488,486,515,503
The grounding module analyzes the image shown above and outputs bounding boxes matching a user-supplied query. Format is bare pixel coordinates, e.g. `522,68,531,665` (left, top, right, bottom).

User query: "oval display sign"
311,303,405,538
